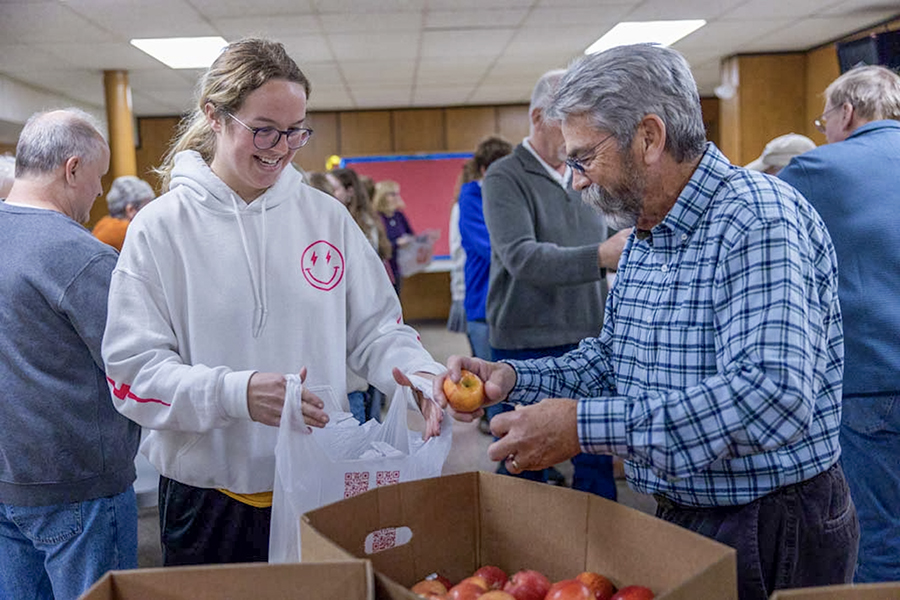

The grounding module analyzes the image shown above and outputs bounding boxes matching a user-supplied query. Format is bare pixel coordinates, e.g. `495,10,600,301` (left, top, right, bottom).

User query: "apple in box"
504,569,552,600
545,579,594,600
611,585,655,600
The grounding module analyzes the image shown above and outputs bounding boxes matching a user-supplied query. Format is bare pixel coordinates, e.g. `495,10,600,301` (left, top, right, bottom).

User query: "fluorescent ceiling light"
585,20,706,55
131,36,228,69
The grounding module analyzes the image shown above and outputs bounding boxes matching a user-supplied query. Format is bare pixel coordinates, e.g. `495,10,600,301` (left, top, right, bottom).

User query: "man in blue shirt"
780,65,900,584
438,44,858,600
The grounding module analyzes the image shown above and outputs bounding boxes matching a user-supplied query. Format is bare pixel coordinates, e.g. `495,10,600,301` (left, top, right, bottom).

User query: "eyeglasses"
565,132,616,175
225,112,313,150
814,104,842,134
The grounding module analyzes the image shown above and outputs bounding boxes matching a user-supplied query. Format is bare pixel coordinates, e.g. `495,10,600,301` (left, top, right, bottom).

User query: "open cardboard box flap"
79,560,374,600
769,583,900,599
301,471,737,600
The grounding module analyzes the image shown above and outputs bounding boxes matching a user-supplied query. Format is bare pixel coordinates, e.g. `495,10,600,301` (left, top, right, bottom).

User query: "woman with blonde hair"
373,179,415,293
102,38,445,566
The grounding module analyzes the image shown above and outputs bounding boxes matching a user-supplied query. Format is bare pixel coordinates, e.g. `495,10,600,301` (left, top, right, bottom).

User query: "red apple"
576,571,617,600
480,592,516,600
426,572,454,591
503,569,552,600
610,585,655,600
545,579,593,600
412,578,449,598
442,369,485,412
474,565,509,590
447,581,486,600
459,575,489,591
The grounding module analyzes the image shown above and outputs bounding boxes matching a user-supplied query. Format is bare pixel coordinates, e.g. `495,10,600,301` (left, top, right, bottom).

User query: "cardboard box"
79,560,374,600
301,471,737,600
770,583,900,599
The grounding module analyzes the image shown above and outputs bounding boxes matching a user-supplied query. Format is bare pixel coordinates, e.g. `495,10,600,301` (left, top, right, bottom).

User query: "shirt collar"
522,137,571,188
653,142,731,245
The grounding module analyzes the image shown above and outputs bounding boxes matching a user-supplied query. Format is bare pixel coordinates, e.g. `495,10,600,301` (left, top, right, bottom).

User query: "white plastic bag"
269,375,452,563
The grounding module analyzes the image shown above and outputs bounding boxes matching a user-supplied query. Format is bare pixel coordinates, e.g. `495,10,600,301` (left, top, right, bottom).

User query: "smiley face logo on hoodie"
301,240,345,291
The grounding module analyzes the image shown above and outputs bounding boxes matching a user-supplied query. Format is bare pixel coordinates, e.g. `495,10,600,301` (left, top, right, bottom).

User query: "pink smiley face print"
301,240,345,291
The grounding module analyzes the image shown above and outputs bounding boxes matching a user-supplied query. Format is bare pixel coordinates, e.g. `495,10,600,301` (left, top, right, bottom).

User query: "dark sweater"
482,143,609,350
0,202,139,506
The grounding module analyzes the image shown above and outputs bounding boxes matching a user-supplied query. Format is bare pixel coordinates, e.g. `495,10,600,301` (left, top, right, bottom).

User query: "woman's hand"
393,368,443,440
247,367,328,428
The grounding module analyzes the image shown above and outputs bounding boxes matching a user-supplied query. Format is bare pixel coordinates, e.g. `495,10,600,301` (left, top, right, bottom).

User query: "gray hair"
15,108,107,178
548,44,706,162
106,175,155,218
826,65,900,122
0,155,14,197
530,69,566,113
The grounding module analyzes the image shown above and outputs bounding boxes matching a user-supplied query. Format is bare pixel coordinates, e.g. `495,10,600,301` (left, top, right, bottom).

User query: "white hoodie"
102,151,443,493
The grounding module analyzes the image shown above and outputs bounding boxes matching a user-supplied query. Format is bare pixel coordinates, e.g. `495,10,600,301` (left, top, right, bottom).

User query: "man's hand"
434,355,517,422
487,398,582,474
393,368,443,440
247,367,327,428
597,228,633,271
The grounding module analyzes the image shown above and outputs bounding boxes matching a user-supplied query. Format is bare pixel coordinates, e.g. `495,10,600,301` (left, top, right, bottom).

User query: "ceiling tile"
739,15,900,53
213,15,323,38
297,62,346,87
319,11,422,33
313,0,426,13
348,84,412,108
415,57,492,86
340,60,415,86
468,83,531,105
412,86,474,106
12,69,105,106
0,2,113,43
0,43,80,73
190,0,316,19
426,0,533,9
626,0,745,20
420,29,516,59
41,42,165,71
425,9,528,29
328,31,421,61
64,0,215,38
521,6,633,28
279,34,336,63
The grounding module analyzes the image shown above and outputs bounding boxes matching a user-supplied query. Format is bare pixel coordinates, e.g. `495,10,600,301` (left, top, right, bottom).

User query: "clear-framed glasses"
225,112,313,150
565,132,616,175
814,104,842,134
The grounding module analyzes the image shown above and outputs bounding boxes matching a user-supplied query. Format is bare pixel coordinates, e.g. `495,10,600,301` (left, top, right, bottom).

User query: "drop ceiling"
0,0,896,122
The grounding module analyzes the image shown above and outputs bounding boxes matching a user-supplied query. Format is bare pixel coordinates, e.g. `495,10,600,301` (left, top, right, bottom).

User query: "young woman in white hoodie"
101,38,445,565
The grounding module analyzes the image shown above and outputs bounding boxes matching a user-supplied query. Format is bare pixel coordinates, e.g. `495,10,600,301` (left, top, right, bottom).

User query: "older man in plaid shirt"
436,44,858,600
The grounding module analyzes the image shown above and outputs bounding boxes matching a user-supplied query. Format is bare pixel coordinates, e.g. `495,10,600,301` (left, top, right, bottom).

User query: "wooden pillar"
90,70,137,228
103,70,137,179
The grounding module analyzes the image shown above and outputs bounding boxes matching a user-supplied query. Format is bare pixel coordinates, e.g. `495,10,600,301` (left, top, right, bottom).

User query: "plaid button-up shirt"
506,143,843,507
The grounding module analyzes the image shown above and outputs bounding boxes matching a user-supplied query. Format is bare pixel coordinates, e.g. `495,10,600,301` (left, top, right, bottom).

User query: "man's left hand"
487,398,582,474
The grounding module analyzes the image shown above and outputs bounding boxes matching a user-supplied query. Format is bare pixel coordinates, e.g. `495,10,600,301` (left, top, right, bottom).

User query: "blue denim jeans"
466,320,491,361
0,488,138,600
655,463,858,600
489,343,616,501
349,386,384,425
840,393,900,583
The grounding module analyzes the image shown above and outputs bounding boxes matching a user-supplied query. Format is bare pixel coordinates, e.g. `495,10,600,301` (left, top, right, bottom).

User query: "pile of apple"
411,565,654,600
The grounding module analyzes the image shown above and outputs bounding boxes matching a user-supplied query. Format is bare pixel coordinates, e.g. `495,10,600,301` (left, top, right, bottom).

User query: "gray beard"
582,183,641,230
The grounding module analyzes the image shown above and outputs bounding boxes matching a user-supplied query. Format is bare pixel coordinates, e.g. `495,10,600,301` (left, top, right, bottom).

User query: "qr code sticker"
344,471,370,497
376,470,400,487
371,528,397,552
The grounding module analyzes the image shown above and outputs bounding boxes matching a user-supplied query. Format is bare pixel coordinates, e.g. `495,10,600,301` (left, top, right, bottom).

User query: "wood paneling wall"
720,15,899,165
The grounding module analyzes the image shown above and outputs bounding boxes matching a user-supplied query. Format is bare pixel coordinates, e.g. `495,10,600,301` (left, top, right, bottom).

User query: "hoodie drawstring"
231,194,269,337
